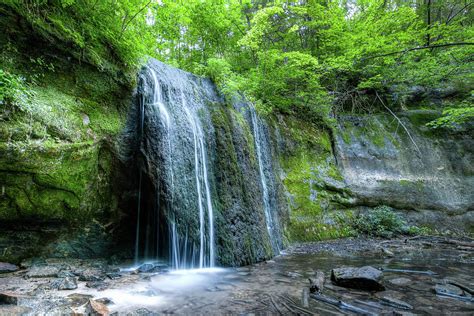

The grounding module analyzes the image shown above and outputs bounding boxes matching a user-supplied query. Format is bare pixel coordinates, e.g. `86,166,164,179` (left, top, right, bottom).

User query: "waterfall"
250,106,281,254
134,62,215,269
131,59,285,267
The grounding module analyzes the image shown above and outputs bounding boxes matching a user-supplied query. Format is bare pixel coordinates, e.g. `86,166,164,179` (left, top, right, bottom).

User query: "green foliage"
352,205,406,238
149,0,472,122
352,205,428,238
0,69,31,109
3,0,157,71
427,99,474,129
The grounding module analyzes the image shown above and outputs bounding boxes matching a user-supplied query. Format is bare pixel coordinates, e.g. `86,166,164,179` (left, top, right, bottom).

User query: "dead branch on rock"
375,92,422,157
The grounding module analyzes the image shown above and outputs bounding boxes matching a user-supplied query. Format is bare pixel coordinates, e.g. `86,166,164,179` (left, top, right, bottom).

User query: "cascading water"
249,106,282,254
131,59,285,267
134,61,215,269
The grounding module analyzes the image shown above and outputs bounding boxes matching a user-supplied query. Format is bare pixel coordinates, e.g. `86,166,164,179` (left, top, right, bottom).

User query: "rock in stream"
331,266,385,291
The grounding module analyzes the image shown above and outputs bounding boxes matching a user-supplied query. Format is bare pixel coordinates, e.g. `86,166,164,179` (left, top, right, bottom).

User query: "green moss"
0,141,107,222
278,115,352,242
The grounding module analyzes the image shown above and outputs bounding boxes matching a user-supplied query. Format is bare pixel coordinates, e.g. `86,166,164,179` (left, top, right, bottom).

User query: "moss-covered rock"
274,115,354,242
0,5,134,262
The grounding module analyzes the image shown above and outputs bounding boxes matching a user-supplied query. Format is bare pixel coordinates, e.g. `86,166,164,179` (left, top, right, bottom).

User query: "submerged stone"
53,277,78,290
331,266,385,291
434,283,467,297
388,277,412,286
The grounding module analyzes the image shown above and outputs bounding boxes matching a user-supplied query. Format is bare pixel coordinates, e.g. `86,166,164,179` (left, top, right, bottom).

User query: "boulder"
86,281,108,291
331,266,385,291
54,277,78,290
67,293,94,307
137,263,167,273
85,299,109,316
0,262,18,274
26,265,60,278
77,269,106,282
0,305,32,314
0,292,28,305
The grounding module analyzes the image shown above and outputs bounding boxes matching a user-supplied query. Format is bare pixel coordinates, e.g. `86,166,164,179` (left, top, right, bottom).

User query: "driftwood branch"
310,294,376,315
446,281,474,295
361,42,474,61
381,268,437,275
375,92,422,157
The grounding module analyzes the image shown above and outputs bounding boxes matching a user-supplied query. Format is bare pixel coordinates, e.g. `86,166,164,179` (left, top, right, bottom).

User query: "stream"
1,237,472,315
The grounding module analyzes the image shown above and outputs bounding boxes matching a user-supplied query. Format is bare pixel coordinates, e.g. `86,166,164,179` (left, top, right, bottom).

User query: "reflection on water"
93,241,473,314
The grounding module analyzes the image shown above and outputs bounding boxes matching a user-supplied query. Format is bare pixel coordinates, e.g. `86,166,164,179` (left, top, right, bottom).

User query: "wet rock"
52,277,78,290
380,296,413,310
388,277,412,286
0,292,28,305
309,271,325,293
434,283,466,296
126,308,159,316
137,263,166,273
25,265,60,278
381,248,394,257
96,297,114,305
85,299,109,316
46,305,77,315
331,266,385,291
287,271,302,278
86,281,109,291
0,305,32,314
106,272,122,280
67,293,94,307
0,262,18,274
77,270,105,282
57,270,75,278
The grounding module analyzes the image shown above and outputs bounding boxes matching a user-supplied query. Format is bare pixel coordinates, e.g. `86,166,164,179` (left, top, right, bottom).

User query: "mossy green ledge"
0,140,114,222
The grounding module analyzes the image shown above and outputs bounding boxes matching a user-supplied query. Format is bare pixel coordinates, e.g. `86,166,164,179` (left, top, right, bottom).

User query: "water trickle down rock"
134,61,216,268
129,60,286,267
249,105,283,255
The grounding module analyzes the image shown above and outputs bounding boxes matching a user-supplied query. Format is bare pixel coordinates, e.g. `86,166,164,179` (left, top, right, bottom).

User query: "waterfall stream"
250,106,281,254
134,64,215,269
133,60,284,268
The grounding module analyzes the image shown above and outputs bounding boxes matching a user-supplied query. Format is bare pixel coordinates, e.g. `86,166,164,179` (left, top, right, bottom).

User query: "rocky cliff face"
1,53,472,265
334,112,474,233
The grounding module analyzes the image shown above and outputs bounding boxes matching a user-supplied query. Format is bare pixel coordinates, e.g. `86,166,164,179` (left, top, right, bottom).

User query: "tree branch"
119,0,152,40
375,92,422,157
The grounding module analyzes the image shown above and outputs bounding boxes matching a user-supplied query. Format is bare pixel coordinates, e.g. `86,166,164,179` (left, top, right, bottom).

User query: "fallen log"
310,294,377,315
309,271,325,293
353,299,383,310
434,291,474,302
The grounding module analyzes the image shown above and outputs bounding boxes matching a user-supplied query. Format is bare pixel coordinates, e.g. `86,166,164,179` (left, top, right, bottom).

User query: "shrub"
0,69,31,110
352,205,407,238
